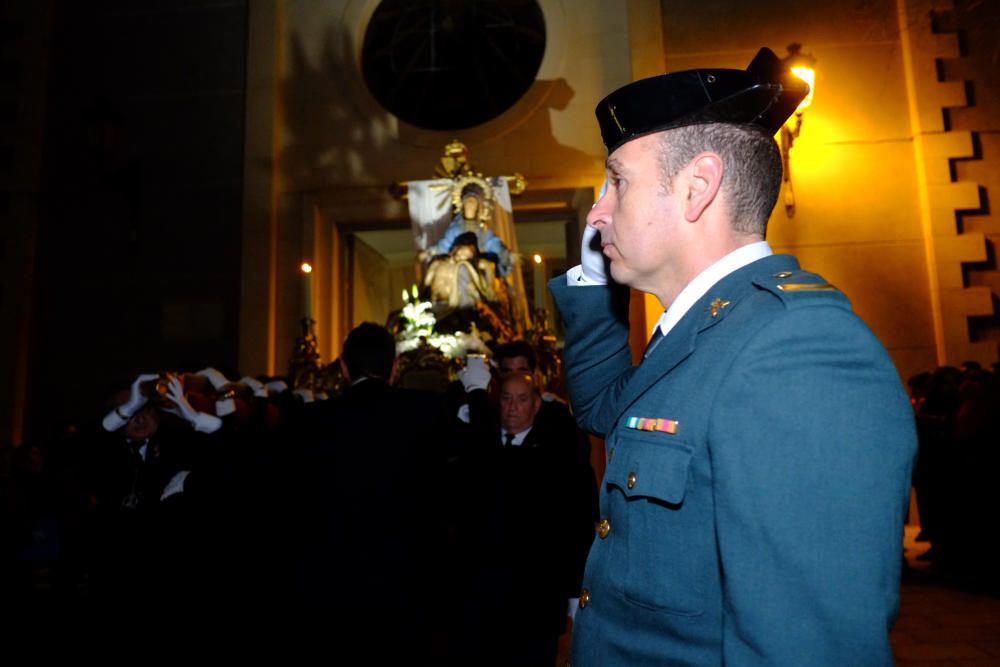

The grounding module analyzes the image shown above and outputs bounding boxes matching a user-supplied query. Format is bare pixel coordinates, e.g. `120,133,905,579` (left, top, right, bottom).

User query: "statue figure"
399,141,531,338
424,232,494,308
435,138,473,179
419,180,513,278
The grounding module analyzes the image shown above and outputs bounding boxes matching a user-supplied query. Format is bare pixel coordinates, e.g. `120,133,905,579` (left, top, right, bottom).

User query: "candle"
532,254,544,314
301,262,313,318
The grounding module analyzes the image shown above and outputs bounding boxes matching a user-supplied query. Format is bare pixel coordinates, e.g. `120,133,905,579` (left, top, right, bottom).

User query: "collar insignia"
707,297,731,317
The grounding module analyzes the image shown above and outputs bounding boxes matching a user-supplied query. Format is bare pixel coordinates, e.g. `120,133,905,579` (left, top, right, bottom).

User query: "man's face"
500,374,541,434
124,404,160,441
498,355,532,377
586,133,684,293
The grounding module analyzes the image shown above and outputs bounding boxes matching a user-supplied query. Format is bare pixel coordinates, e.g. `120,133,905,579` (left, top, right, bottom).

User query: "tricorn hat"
595,48,809,153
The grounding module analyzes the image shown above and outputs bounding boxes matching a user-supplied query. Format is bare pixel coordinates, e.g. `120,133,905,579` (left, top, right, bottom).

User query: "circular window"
361,0,546,131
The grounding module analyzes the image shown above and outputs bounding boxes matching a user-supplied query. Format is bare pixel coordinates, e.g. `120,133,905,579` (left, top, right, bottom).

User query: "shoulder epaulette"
753,269,850,309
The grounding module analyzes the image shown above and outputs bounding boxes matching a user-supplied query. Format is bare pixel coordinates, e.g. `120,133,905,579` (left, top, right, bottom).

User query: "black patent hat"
595,48,810,153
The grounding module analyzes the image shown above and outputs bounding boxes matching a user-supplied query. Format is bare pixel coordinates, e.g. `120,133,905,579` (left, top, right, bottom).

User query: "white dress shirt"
500,426,533,446
651,241,772,339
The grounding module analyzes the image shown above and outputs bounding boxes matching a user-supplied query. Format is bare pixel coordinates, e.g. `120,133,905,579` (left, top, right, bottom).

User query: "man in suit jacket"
292,322,451,659
86,373,225,623
548,48,917,666
454,370,598,666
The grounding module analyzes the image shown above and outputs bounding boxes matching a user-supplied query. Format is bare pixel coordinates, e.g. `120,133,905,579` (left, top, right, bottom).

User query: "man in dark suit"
454,368,597,666
293,322,450,659
494,338,593,474
549,49,917,665
86,373,224,621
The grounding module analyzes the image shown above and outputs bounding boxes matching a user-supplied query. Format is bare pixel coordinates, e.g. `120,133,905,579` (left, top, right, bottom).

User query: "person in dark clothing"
452,367,598,667
85,374,222,619
292,322,452,660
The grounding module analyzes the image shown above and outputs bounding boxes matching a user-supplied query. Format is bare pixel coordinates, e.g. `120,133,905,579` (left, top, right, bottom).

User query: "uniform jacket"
549,253,917,666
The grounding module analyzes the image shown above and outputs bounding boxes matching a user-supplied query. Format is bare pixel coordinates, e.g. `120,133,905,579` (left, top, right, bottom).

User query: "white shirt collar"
654,241,772,338
127,439,150,461
501,426,533,446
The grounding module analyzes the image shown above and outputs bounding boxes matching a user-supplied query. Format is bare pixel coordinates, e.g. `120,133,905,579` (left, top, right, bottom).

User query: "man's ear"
338,357,351,384
684,152,723,222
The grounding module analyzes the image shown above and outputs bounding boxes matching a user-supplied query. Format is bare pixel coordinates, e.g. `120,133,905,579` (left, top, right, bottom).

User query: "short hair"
342,322,396,380
499,372,541,397
657,123,782,236
494,340,536,371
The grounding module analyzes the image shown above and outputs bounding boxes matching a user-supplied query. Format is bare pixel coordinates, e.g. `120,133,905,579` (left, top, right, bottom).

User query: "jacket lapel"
613,254,798,418
520,427,544,449
615,306,698,416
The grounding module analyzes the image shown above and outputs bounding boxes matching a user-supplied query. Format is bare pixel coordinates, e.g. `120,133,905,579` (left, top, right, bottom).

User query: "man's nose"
586,193,611,229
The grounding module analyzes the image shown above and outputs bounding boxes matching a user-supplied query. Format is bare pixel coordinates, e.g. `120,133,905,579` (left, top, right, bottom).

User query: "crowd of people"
0,328,597,663
909,361,1000,590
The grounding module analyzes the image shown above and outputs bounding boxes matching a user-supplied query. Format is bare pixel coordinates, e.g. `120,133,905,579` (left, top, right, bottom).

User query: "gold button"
774,271,793,278
627,471,637,489
579,589,590,608
597,518,610,539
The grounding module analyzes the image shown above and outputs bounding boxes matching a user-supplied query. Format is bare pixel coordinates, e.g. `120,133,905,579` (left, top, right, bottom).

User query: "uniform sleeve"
548,278,634,437
710,304,916,665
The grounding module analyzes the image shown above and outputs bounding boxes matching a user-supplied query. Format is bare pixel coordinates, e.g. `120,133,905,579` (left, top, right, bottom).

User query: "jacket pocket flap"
606,431,693,504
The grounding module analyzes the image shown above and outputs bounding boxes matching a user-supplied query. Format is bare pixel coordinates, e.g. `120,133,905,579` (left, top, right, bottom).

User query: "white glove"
580,179,610,284
215,395,236,417
166,377,222,434
239,376,268,398
197,367,229,390
123,373,159,416
102,372,159,431
314,391,329,401
458,358,491,392
293,387,315,403
580,224,608,284
265,379,289,394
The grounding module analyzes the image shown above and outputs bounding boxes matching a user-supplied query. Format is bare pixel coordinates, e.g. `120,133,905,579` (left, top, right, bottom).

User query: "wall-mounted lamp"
779,43,816,218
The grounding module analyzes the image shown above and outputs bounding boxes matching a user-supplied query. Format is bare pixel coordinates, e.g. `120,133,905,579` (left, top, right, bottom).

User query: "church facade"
2,0,997,446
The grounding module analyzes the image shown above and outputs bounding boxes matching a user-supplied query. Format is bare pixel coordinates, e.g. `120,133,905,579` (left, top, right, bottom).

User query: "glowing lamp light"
779,43,817,219
301,262,313,274
791,66,815,112
533,254,542,264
